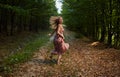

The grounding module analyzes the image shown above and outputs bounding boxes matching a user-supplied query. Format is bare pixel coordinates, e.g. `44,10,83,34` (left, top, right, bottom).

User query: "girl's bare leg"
57,54,62,64
50,51,58,59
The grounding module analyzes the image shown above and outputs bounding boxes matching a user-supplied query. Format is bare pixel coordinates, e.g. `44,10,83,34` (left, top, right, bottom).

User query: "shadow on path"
30,58,57,65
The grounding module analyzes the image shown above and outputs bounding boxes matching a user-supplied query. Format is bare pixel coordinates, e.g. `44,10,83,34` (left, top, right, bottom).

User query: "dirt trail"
9,32,120,77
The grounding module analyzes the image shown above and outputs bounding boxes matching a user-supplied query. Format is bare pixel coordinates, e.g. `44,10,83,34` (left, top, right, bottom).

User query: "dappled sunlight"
90,41,109,50
91,41,101,46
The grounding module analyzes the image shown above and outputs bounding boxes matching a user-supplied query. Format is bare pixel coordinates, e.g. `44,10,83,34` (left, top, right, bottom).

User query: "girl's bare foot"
57,59,60,65
57,55,62,65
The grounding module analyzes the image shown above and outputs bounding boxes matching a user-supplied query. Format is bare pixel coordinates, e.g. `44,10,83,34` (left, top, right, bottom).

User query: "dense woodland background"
62,0,120,48
0,0,120,76
0,0,57,35
0,0,120,48
0,0,57,73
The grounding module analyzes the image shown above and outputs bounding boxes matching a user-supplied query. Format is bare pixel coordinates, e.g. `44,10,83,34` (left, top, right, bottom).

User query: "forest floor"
6,30,120,77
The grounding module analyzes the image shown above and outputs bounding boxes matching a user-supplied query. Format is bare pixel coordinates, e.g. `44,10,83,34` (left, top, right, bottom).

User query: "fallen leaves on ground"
9,36,120,77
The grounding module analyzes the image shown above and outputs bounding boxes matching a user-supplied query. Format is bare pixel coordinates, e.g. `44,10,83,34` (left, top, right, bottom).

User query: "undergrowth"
0,31,49,75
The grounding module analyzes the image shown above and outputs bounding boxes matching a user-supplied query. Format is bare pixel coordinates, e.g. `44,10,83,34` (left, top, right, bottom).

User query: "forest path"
10,30,120,77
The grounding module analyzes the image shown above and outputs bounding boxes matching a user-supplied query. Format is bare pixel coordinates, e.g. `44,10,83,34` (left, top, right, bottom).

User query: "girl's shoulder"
58,24,63,28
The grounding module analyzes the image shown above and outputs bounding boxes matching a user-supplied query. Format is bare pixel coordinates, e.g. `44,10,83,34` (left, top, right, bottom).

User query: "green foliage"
0,0,57,35
62,0,120,48
1,32,49,73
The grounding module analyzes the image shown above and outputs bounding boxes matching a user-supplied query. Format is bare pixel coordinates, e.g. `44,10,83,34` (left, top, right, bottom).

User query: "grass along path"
8,31,120,77
0,31,49,76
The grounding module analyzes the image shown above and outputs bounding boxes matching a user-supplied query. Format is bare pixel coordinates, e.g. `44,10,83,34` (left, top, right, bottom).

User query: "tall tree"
62,0,120,48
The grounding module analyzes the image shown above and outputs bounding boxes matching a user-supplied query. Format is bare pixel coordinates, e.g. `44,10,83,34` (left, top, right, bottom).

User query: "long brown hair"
49,16,62,29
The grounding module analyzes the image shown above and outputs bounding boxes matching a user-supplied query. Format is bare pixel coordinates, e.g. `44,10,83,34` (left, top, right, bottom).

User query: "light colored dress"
52,27,69,54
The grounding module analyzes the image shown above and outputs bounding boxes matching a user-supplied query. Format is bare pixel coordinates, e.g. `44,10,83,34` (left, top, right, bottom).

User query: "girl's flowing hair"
49,16,60,29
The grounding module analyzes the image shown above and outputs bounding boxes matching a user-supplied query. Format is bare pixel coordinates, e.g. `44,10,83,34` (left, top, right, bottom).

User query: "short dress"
52,28,69,54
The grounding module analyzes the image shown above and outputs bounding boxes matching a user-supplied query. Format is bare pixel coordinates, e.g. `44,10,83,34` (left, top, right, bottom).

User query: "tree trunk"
10,11,15,36
114,0,120,47
29,17,33,31
17,15,23,33
107,0,113,46
2,9,8,35
100,4,106,42
0,14,1,33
